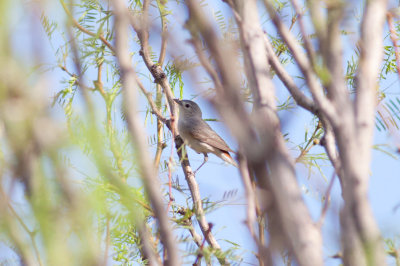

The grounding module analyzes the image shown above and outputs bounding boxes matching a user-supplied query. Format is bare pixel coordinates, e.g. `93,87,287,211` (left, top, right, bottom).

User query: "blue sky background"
2,0,400,265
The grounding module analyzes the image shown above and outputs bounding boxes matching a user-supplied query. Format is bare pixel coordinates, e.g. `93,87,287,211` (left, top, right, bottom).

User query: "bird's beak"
173,98,182,105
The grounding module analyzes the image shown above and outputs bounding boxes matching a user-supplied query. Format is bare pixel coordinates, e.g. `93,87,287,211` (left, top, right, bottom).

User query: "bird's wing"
190,120,234,153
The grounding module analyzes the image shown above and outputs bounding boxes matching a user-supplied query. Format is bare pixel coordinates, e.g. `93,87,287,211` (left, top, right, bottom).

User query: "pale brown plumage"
174,99,237,173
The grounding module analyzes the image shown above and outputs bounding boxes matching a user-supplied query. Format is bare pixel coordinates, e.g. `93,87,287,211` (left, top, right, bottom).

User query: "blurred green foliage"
1,0,400,265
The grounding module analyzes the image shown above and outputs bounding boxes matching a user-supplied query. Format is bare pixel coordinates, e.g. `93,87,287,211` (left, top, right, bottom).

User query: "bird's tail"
220,151,238,168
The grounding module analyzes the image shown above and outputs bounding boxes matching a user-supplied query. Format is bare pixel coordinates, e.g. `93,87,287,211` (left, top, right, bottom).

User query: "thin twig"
0,188,43,266
95,57,108,100
157,0,168,66
237,154,257,237
237,154,270,266
188,38,224,91
193,223,213,266
59,64,95,91
167,125,176,211
136,79,167,124
290,0,316,67
153,85,167,167
263,35,316,113
137,223,162,265
263,0,338,126
317,171,336,228
177,207,203,247
295,122,321,163
60,0,115,54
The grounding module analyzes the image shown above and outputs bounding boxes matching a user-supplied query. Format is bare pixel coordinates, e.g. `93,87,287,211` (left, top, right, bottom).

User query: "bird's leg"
194,153,208,174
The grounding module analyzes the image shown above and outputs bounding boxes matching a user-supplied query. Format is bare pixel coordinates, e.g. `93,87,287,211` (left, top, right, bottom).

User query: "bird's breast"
178,120,216,154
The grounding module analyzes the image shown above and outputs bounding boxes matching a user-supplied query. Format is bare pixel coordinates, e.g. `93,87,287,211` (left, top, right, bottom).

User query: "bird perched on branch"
174,98,238,173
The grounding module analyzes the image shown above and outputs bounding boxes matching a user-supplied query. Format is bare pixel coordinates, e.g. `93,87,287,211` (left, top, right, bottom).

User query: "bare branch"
336,0,389,265
237,154,272,266
157,1,168,66
305,0,327,55
188,38,224,92
137,223,162,266
290,0,317,67
317,171,336,228
177,207,203,248
263,0,338,126
320,123,342,183
263,35,317,113
173,137,230,265
324,3,352,111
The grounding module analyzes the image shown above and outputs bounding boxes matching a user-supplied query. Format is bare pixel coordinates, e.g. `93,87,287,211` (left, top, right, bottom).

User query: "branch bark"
233,2,323,265
336,0,389,265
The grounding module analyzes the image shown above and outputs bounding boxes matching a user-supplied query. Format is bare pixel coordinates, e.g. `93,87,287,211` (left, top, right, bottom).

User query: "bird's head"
174,99,203,119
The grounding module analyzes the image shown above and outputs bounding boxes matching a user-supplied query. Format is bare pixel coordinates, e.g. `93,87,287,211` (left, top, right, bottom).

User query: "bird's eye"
185,104,190,108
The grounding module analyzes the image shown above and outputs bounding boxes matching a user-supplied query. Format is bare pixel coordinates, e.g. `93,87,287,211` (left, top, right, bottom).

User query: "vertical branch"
306,0,327,55
153,1,169,168
337,0,388,265
173,137,230,265
153,85,166,167
157,0,168,66
290,0,317,67
234,1,323,265
113,1,180,265
137,223,162,266
237,154,271,266
324,3,351,111
355,0,388,152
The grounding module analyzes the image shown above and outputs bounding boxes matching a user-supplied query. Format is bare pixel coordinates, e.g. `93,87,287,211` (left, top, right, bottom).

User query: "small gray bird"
174,99,238,173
